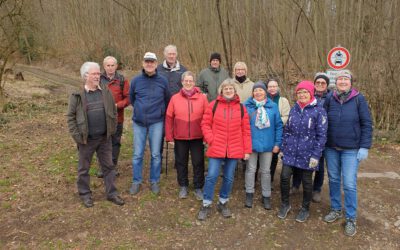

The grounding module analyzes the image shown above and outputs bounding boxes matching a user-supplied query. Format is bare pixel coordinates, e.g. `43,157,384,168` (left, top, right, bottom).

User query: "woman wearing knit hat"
323,70,373,237
292,72,331,202
243,81,283,209
278,81,327,222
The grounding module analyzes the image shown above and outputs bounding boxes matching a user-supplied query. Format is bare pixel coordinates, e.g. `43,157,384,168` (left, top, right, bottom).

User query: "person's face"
222,85,235,99
336,76,351,92
267,81,279,96
142,60,157,74
235,67,246,77
165,49,177,65
296,89,311,104
253,88,266,102
182,75,195,91
86,67,101,86
314,78,328,92
103,59,117,77
210,59,220,69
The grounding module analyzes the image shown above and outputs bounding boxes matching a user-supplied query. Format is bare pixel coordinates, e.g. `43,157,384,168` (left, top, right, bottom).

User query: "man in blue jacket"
129,52,171,195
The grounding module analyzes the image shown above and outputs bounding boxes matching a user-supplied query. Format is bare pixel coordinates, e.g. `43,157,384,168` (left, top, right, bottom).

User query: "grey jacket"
197,66,229,102
67,86,117,144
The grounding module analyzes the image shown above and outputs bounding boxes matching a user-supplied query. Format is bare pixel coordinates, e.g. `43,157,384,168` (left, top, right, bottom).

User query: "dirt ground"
0,67,399,249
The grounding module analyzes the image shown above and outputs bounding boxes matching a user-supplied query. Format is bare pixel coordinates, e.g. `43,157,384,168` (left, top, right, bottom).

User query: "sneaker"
312,191,321,203
290,186,300,195
178,186,188,199
151,183,160,195
262,196,271,210
194,189,203,201
295,207,310,223
245,193,253,208
197,205,211,221
129,183,140,195
277,204,291,219
344,219,357,237
324,210,343,223
217,202,232,218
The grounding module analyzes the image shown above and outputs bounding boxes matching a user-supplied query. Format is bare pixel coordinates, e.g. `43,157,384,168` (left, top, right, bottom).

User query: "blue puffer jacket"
324,89,373,149
244,97,283,152
129,70,171,126
281,99,328,170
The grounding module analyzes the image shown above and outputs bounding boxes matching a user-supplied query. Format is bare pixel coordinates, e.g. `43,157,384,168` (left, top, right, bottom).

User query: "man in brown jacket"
67,61,124,208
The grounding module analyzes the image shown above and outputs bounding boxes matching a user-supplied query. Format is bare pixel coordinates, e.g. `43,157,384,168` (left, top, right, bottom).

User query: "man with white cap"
129,52,171,195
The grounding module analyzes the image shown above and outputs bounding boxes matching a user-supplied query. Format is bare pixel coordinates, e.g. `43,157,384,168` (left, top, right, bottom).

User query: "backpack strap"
212,100,244,119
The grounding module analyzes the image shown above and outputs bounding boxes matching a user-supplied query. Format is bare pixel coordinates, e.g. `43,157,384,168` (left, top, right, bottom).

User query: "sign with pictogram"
327,46,351,70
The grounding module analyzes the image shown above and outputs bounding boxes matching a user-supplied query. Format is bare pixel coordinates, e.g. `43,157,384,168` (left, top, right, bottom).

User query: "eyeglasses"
296,90,310,95
315,81,327,85
183,80,194,83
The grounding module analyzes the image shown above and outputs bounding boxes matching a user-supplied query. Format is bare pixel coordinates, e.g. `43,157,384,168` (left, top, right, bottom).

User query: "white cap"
143,52,157,61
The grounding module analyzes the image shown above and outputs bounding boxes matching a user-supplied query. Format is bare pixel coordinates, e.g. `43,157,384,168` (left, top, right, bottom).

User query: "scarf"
235,75,246,83
253,98,270,129
182,88,196,98
336,89,352,103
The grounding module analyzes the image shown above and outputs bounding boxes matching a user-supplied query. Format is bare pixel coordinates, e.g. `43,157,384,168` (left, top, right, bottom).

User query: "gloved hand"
357,148,369,161
309,157,319,168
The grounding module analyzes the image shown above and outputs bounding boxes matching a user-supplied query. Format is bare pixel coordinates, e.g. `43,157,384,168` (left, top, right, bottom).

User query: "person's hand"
279,152,284,158
272,146,280,153
309,157,319,168
357,148,369,161
243,154,250,161
167,141,175,146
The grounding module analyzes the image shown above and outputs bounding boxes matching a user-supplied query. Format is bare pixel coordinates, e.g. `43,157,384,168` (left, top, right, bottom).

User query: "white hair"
163,44,178,56
80,62,100,79
103,56,117,65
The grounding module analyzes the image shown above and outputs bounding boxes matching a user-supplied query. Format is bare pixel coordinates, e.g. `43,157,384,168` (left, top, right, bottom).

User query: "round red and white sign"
327,47,351,70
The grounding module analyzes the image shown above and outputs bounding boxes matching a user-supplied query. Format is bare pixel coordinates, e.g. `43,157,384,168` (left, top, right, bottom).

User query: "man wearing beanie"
197,52,229,102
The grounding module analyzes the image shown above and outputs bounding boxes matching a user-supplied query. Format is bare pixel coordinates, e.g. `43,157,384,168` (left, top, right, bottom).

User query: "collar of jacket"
84,84,102,92
209,66,221,72
162,60,181,72
142,69,158,78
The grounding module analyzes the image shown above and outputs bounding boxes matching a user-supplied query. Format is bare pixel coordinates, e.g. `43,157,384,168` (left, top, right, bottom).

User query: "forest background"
1,0,400,136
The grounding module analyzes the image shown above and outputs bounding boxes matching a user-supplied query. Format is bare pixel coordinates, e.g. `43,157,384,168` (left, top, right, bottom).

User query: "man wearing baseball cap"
128,52,171,196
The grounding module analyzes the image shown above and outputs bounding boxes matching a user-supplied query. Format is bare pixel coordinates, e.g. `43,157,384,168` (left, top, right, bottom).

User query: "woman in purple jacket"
278,81,327,222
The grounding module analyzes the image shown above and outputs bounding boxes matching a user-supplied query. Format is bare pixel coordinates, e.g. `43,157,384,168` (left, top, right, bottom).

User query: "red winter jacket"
101,72,130,124
165,87,208,141
201,94,252,159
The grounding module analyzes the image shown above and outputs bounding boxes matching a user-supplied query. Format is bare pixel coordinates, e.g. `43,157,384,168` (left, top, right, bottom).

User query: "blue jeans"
132,121,163,184
325,147,360,219
203,158,238,206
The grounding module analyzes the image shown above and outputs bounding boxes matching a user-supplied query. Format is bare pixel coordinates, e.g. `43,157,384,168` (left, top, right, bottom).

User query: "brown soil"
0,67,399,249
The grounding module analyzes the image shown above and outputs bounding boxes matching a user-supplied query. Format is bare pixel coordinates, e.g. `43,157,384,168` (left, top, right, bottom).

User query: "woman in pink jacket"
165,71,208,200
197,78,252,221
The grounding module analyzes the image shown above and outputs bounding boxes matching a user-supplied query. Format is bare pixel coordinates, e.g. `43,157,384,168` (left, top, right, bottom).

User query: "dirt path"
0,68,399,249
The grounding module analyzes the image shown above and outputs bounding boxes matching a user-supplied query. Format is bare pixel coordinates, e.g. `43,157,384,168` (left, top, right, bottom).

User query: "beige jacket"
233,78,254,103
278,97,290,125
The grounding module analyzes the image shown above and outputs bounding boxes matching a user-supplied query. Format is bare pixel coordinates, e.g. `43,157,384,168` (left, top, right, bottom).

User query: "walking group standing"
66,46,372,237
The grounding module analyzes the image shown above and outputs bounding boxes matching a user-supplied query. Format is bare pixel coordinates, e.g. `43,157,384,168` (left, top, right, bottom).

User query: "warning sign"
327,47,350,70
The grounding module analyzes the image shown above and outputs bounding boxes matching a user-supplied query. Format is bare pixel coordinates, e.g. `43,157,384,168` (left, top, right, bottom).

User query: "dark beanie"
210,52,222,62
314,72,330,85
252,81,267,93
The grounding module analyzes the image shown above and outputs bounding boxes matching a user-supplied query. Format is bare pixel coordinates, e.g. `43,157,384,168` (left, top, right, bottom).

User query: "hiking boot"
81,196,94,208
197,205,211,221
151,183,160,195
295,207,310,223
107,195,125,206
312,191,321,203
178,186,188,199
245,193,253,208
262,196,271,210
290,186,300,195
129,183,141,195
344,219,357,237
194,189,203,201
217,202,232,218
277,204,291,219
324,210,343,223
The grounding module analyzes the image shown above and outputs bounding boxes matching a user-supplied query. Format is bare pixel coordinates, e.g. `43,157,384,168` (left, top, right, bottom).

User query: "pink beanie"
295,81,315,98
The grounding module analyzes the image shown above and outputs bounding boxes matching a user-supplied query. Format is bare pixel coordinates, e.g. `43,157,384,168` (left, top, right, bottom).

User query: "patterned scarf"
253,98,270,129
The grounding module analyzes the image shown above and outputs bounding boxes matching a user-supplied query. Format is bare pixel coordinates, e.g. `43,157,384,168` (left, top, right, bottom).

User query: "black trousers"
270,152,279,183
111,123,123,166
174,139,205,189
77,136,118,198
280,164,313,210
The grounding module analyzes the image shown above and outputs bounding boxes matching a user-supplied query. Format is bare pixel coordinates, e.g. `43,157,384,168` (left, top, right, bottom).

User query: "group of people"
67,44,372,237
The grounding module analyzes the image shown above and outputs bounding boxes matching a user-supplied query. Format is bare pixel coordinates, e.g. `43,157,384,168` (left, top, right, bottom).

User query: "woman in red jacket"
197,78,252,221
165,71,208,200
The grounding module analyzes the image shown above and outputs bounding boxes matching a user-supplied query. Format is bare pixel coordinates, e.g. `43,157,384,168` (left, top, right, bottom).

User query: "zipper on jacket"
188,99,191,138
